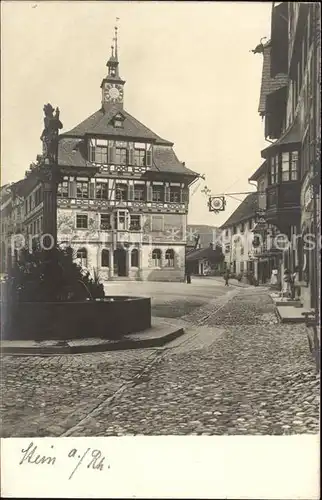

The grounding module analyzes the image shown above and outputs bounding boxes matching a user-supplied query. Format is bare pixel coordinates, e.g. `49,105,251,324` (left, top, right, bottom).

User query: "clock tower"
101,26,125,110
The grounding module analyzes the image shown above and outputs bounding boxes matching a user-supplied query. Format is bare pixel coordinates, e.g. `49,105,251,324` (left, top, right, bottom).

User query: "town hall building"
1,28,199,282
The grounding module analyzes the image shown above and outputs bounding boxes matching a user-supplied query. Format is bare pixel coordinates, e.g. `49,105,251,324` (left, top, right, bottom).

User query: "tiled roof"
248,161,268,181
63,106,172,145
261,117,301,158
186,245,223,262
258,42,289,115
152,146,198,176
58,138,88,168
57,137,198,177
220,193,258,229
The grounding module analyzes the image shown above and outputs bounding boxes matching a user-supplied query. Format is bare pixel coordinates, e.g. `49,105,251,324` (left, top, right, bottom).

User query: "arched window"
165,249,174,267
76,247,87,268
152,248,161,267
101,249,110,267
131,248,139,267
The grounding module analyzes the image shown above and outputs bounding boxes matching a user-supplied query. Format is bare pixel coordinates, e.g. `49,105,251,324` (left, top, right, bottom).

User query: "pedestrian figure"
281,268,291,299
290,266,300,300
224,270,230,286
186,269,191,284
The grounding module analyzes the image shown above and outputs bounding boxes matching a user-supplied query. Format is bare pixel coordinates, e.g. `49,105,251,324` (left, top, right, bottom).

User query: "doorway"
114,248,127,277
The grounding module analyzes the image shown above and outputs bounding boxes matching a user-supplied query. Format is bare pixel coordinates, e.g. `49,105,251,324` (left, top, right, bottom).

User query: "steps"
276,306,312,324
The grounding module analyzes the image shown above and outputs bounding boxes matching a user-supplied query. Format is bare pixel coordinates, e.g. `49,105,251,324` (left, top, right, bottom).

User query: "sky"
1,0,272,226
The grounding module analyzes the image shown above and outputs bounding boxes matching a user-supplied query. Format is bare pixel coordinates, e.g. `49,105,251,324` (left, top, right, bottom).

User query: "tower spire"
114,22,119,60
101,19,125,109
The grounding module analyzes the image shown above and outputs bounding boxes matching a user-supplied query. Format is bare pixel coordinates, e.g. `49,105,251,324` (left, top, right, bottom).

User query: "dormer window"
113,114,125,129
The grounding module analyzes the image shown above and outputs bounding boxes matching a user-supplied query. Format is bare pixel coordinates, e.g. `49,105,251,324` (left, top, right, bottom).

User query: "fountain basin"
1,296,151,341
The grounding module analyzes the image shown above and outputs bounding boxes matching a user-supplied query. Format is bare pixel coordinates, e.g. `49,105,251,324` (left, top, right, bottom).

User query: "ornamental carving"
40,103,63,164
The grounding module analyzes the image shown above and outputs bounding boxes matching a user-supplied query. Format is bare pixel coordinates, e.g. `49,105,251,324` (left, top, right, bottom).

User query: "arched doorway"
114,247,127,276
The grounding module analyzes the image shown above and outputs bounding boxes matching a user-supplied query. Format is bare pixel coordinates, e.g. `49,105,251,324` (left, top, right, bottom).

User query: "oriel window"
270,155,279,184
290,151,299,180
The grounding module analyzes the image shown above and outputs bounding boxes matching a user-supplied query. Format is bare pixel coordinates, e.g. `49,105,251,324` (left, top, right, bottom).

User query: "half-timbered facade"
53,33,198,281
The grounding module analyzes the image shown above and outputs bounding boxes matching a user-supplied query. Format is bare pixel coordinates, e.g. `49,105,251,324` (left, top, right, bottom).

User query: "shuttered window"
146,150,152,167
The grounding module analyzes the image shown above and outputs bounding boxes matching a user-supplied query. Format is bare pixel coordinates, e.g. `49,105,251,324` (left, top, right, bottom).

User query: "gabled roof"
57,136,198,177
258,41,288,115
63,106,173,145
249,161,268,181
220,193,258,229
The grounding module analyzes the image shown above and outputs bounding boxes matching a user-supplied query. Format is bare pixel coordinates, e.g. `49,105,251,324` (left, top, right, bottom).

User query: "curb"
1,327,185,356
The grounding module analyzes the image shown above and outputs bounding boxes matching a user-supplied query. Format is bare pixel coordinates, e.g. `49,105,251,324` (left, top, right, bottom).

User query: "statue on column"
40,103,63,164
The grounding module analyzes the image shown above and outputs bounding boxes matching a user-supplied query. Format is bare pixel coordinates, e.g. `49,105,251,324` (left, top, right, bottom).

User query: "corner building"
56,34,198,281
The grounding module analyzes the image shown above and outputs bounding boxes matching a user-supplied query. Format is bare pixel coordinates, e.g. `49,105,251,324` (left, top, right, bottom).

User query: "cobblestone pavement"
1,285,320,437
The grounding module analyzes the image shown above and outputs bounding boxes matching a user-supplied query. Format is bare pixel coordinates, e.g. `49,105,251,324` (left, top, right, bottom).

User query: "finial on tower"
114,17,119,60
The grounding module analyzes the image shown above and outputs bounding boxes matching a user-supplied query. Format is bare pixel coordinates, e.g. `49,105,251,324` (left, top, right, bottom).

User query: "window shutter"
128,184,134,201
89,182,95,199
147,184,153,202
146,149,152,167
69,180,76,198
108,146,116,164
89,145,95,162
128,149,135,165
164,185,170,202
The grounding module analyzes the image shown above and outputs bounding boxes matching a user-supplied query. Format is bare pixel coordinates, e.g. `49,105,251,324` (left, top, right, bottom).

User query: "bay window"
281,151,299,181
270,155,279,184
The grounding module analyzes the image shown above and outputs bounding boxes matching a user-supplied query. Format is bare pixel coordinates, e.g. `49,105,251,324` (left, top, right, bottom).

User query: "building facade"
250,2,321,304
1,32,199,282
220,194,258,278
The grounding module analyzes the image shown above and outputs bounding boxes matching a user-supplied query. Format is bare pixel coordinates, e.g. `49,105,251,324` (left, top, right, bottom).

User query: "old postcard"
0,1,320,498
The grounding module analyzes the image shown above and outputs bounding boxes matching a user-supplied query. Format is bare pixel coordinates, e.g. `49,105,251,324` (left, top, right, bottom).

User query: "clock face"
104,84,123,102
109,87,120,99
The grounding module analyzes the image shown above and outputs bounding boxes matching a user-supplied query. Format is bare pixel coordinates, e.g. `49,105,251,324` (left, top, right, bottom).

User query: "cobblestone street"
1,281,320,437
